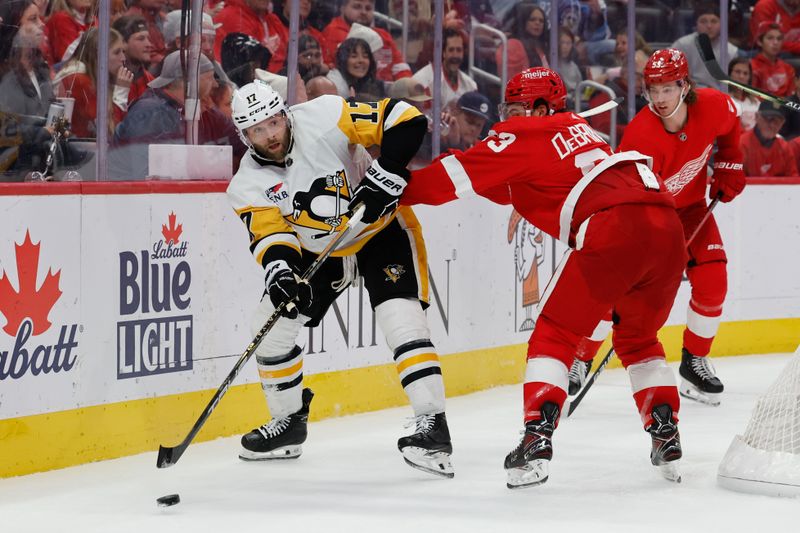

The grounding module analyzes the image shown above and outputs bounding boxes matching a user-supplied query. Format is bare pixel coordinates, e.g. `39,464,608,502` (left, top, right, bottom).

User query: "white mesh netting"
718,350,800,498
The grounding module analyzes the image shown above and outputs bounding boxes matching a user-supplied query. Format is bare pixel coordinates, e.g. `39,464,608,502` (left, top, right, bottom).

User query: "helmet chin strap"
647,84,688,120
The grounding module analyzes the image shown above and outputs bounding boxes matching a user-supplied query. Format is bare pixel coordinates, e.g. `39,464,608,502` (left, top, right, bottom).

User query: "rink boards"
1,180,798,477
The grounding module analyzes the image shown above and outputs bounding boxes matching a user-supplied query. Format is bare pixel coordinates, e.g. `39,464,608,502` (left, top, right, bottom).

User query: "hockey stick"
156,204,366,468
577,97,624,119
695,33,800,114
566,345,614,417
566,197,721,417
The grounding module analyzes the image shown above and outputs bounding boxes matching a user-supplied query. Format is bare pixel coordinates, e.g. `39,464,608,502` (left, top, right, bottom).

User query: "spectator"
558,27,582,98
789,136,800,170
441,91,492,152
112,50,245,178
501,3,549,69
213,0,279,68
296,34,329,82
322,0,411,81
254,68,307,103
326,37,385,101
749,0,800,55
601,28,651,82
781,70,800,139
671,2,739,91
305,75,338,100
162,9,228,84
265,0,330,74
496,39,531,80
112,15,155,103
741,100,798,177
587,49,648,142
53,28,132,137
413,27,477,109
0,0,56,179
220,32,271,88
751,22,795,97
545,0,613,65
728,57,759,131
44,0,96,65
124,0,167,66
210,79,235,118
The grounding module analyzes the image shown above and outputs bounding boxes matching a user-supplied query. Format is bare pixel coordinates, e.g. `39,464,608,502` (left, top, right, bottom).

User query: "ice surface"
1,353,797,533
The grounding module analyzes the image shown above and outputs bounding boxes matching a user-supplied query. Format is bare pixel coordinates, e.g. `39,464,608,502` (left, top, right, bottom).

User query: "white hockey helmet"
231,79,286,132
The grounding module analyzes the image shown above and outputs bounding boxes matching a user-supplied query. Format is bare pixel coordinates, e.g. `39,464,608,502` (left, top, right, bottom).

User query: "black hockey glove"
348,159,408,224
266,263,313,319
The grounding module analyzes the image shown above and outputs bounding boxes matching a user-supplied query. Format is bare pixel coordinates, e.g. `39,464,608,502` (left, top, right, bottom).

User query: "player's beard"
255,129,290,162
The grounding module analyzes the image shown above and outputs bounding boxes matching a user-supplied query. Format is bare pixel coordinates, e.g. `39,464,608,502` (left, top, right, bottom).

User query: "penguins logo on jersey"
383,264,405,283
291,169,352,234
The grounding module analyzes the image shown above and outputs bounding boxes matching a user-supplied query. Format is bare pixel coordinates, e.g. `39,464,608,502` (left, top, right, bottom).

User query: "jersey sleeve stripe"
440,154,476,198
383,100,417,131
253,234,302,266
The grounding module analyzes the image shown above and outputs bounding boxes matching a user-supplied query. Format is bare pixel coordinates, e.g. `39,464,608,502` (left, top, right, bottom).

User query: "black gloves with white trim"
265,261,313,319
348,159,408,224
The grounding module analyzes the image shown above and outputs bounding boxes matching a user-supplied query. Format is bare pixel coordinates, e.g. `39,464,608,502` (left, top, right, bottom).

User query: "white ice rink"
2,352,797,533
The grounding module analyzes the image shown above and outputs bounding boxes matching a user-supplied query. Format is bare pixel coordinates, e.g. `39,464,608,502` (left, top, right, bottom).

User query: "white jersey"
227,94,421,270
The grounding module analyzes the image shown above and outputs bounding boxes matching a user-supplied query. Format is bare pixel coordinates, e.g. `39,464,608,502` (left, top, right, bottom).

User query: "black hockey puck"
156,494,180,507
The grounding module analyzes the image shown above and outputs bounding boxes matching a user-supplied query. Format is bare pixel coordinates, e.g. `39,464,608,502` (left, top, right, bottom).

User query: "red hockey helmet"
503,67,568,114
643,49,689,87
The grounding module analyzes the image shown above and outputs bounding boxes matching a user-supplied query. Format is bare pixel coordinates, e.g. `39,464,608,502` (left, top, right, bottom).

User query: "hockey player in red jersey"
569,49,746,407
380,67,688,488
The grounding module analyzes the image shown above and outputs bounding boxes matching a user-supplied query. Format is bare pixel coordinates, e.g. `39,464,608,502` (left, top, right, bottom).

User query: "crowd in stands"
3,0,800,181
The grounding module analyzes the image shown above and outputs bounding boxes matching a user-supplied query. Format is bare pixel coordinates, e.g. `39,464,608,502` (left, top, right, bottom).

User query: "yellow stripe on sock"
258,359,303,380
396,352,439,374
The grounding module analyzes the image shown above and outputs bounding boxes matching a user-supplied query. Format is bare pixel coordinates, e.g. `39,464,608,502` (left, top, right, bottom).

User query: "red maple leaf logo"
162,211,183,244
0,231,62,336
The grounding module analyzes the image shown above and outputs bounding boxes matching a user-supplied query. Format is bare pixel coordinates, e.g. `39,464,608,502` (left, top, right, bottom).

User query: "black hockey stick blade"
695,33,800,113
566,346,615,417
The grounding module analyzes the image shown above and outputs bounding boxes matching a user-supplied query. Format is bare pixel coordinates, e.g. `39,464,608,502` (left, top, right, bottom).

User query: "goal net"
717,348,800,497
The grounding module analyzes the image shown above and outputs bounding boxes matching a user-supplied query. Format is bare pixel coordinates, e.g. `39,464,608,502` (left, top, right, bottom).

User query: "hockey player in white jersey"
226,80,453,478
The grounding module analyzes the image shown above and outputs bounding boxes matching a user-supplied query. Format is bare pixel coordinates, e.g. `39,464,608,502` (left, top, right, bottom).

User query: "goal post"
717,347,800,498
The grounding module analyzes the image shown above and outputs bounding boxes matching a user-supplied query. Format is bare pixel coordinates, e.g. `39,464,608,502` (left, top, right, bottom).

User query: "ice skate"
679,348,723,406
568,357,593,396
239,388,314,461
646,403,682,483
397,412,454,478
504,402,558,489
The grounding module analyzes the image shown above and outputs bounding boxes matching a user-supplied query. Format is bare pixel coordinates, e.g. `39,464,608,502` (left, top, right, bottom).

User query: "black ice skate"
568,357,593,396
239,388,314,461
679,348,724,406
504,402,559,489
646,404,682,483
397,412,454,478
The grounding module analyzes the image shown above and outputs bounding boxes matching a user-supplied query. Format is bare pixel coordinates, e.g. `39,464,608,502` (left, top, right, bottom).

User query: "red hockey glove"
710,161,745,203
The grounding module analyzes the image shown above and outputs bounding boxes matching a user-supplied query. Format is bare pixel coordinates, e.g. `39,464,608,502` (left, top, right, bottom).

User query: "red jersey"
213,0,273,63
751,53,795,97
264,13,330,74
321,16,411,81
619,88,743,209
741,129,799,177
402,113,674,245
45,11,94,64
749,0,800,54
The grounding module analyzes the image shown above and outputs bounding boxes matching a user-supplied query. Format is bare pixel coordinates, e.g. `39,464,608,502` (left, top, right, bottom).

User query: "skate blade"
506,459,550,489
401,447,454,478
238,444,302,461
657,460,682,483
680,380,721,406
